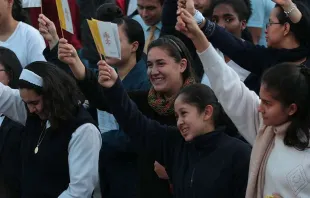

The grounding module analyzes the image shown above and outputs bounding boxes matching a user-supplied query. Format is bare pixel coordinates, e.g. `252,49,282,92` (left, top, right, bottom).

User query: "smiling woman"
57,32,242,197
91,62,252,198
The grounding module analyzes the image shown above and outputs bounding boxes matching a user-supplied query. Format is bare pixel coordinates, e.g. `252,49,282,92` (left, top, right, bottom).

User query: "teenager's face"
105,24,138,67
174,95,211,141
212,3,246,38
137,0,162,26
265,7,287,48
0,64,10,86
19,88,45,120
147,47,186,97
258,84,296,126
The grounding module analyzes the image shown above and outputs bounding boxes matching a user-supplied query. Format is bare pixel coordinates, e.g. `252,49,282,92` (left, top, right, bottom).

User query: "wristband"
194,10,204,26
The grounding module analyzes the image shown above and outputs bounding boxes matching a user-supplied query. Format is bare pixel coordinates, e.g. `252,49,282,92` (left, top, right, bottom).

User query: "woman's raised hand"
176,8,210,52
176,8,203,40
58,38,86,80
58,38,79,66
177,0,195,16
272,0,293,8
38,14,59,49
98,61,118,88
272,0,301,23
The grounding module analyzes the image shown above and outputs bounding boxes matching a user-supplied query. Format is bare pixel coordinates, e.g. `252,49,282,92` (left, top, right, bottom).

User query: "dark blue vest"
21,106,96,198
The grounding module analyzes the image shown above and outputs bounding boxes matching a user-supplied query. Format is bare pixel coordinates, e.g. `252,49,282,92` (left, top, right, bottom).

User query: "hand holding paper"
38,14,59,49
87,19,121,60
58,39,86,80
98,60,118,88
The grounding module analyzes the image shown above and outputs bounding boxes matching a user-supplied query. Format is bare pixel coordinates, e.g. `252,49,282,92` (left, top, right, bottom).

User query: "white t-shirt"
0,22,46,68
247,0,275,46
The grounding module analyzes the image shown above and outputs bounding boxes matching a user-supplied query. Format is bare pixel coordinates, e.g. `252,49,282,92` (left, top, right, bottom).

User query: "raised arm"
0,83,27,126
176,9,261,144
96,61,180,168
179,0,309,77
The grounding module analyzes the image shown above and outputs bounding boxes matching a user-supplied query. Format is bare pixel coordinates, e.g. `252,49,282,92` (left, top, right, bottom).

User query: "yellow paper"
87,20,106,56
56,0,74,34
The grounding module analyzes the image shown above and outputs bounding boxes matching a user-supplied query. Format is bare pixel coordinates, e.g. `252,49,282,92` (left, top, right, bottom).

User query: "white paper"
97,22,121,59
111,23,121,59
61,0,74,34
22,0,41,8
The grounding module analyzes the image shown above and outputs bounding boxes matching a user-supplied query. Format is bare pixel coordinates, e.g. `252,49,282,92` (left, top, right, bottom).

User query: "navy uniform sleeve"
103,79,180,167
202,20,310,77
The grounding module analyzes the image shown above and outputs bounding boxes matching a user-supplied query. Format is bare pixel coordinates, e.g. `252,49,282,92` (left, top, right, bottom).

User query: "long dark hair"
0,47,22,89
275,1,310,47
262,63,310,150
177,84,240,138
148,35,197,81
18,61,84,129
12,0,30,24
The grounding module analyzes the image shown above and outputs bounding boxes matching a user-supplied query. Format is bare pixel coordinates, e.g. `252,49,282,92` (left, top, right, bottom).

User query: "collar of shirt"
146,22,162,32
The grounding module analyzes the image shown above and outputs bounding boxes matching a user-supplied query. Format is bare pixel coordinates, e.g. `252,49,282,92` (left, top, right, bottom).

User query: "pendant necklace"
34,121,47,154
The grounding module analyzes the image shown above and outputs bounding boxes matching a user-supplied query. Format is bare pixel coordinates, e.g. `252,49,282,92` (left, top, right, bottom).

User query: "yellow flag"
87,19,106,56
56,0,74,34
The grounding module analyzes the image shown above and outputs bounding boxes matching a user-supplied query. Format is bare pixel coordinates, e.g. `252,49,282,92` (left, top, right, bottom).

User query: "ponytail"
12,0,30,24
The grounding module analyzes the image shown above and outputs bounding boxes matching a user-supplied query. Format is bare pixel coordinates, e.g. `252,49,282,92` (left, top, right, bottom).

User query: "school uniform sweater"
97,78,251,198
199,43,310,197
78,68,174,198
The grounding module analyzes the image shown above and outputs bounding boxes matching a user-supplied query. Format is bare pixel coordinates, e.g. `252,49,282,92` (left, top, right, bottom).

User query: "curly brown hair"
18,61,84,129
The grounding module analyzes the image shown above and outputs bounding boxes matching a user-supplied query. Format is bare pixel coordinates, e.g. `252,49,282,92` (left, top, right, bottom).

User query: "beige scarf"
246,122,291,198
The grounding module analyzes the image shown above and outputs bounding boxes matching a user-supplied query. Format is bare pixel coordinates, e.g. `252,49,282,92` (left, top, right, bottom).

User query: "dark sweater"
0,117,24,198
100,79,251,198
21,107,95,198
202,19,310,76
78,68,174,198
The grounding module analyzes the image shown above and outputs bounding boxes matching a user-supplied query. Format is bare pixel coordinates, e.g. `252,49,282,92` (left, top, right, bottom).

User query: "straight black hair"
262,63,310,150
18,61,84,129
147,35,197,82
0,47,22,89
177,84,240,138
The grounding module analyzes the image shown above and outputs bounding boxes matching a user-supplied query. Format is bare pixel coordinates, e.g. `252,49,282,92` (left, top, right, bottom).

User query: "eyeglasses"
266,22,282,29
